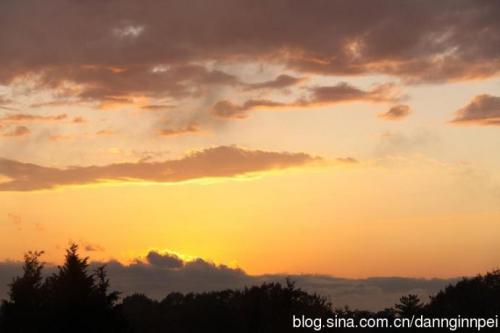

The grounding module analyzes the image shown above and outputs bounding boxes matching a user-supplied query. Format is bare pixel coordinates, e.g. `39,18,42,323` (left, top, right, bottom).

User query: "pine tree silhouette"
395,294,424,317
1,251,46,332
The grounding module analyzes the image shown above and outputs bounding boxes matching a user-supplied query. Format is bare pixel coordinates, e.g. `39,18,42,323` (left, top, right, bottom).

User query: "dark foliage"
122,279,331,333
1,246,499,332
0,245,127,332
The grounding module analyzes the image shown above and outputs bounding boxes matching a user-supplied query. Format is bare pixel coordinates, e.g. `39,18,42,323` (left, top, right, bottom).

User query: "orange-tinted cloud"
378,105,412,121
0,146,321,191
0,113,67,125
1,125,31,137
158,122,201,137
213,82,399,119
451,94,500,126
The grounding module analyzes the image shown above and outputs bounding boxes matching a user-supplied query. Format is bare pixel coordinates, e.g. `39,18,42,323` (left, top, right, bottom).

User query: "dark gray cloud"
145,251,184,269
0,253,458,311
0,145,321,191
451,94,500,126
0,0,499,105
212,82,398,119
379,105,412,120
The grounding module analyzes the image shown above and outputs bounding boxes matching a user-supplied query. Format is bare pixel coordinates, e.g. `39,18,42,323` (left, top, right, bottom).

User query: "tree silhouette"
395,294,424,317
1,251,46,332
1,246,500,332
43,243,125,332
1,244,126,332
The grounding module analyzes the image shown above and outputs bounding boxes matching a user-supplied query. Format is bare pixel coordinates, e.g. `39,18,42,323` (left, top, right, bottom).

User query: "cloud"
95,129,115,136
1,125,31,138
451,94,500,126
72,116,86,124
158,122,201,137
0,252,457,311
0,113,67,125
83,243,105,252
335,157,359,164
213,82,399,119
379,105,412,120
0,96,15,110
1,0,498,94
7,213,22,226
145,251,184,269
244,74,305,90
0,145,321,191
373,129,439,159
141,104,176,111
212,99,286,119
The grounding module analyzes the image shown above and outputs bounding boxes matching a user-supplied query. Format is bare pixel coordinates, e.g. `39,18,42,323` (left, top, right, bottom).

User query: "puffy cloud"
451,94,500,126
213,82,399,119
0,252,457,311
0,145,321,191
379,105,412,120
145,251,184,269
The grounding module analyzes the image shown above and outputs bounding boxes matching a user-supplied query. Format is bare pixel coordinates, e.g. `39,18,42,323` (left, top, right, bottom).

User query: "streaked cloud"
0,113,67,125
244,74,305,91
213,82,399,119
158,122,201,137
0,146,321,191
335,157,359,164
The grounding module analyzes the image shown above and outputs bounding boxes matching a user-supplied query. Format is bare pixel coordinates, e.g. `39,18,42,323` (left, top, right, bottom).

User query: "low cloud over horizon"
0,249,459,311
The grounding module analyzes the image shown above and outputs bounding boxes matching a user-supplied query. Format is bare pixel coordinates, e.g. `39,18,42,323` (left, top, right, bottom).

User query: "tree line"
0,245,498,332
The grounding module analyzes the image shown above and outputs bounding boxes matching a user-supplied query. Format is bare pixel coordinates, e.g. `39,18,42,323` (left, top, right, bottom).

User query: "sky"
1,0,500,285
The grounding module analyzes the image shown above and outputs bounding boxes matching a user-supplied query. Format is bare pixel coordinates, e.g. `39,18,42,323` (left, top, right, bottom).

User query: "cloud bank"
0,146,321,191
0,0,499,108
0,251,458,311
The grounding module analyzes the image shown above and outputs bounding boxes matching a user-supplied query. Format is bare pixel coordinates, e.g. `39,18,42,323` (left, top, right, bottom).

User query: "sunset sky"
1,0,499,280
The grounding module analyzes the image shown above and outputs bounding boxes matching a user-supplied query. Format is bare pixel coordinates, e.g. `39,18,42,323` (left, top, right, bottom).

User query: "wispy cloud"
212,82,399,119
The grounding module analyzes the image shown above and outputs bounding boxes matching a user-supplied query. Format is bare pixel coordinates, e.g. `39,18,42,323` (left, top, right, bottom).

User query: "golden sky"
1,0,500,279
